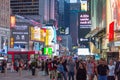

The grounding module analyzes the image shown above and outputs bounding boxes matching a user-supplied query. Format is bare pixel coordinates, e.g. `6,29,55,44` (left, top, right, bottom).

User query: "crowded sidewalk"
0,70,49,80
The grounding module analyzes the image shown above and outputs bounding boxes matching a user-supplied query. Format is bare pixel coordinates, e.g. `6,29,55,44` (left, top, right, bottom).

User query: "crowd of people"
0,56,120,80
40,56,120,80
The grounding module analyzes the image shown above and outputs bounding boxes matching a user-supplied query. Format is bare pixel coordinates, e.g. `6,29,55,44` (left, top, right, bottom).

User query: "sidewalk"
0,70,97,80
0,70,49,80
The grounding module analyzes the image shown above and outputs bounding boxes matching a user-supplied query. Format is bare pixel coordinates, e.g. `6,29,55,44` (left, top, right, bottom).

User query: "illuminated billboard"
43,26,56,46
44,47,52,55
45,29,52,46
30,26,41,41
10,16,16,28
109,21,114,41
78,0,91,46
11,25,29,43
79,0,91,28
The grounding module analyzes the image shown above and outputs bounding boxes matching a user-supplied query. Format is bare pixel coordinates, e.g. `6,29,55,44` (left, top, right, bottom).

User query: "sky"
70,0,77,3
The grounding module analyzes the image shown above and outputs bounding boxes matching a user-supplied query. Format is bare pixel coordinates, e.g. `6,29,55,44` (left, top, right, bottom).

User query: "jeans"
98,75,107,80
63,72,67,80
68,72,74,80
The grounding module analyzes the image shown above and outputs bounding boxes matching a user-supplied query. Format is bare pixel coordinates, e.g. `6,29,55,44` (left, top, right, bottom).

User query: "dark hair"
79,62,85,69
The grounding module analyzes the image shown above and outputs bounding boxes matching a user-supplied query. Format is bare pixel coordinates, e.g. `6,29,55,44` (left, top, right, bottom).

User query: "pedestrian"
10,61,14,72
57,60,66,80
86,58,96,80
48,59,54,80
107,59,115,80
31,60,37,76
45,59,49,75
75,58,79,70
19,59,23,76
1,60,7,76
62,59,68,80
14,60,19,72
114,58,120,80
35,59,39,76
76,62,87,80
52,56,58,80
67,57,76,80
41,59,44,71
97,58,109,80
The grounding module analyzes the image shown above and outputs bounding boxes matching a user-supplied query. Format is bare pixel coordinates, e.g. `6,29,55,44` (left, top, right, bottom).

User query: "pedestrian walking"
76,62,87,80
97,58,109,80
1,60,7,76
62,59,68,80
107,59,115,80
48,59,54,80
10,61,14,72
45,59,49,75
67,57,76,80
19,59,23,76
31,60,37,76
115,59,120,80
86,58,96,80
57,60,65,80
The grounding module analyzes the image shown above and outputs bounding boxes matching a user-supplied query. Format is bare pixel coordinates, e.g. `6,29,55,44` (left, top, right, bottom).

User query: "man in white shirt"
108,60,115,80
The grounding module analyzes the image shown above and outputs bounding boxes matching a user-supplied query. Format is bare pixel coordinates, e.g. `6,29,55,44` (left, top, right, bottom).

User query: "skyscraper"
70,3,80,45
58,0,70,29
11,0,39,15
10,0,58,24
0,0,10,50
0,0,10,28
39,0,59,23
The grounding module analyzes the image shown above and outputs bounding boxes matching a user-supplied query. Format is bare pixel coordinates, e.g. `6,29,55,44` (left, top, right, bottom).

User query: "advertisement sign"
44,47,52,55
40,28,46,42
30,26,41,41
78,0,91,46
79,0,91,28
11,25,29,44
10,16,16,28
43,26,56,46
109,21,114,41
45,29,53,46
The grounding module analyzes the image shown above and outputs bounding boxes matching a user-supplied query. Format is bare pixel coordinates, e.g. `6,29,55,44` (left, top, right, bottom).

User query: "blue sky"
70,0,77,3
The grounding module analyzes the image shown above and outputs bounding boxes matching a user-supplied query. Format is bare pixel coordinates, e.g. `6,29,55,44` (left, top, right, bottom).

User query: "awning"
85,28,99,38
85,27,106,38
89,42,100,54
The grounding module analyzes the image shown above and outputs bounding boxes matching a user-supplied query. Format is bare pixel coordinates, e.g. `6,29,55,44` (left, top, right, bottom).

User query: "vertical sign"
109,21,114,41
10,16,16,28
79,0,91,28
78,0,91,47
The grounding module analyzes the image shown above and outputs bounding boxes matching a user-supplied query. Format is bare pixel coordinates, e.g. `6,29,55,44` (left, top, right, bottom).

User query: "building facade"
11,0,58,24
39,0,59,23
0,0,10,52
86,0,107,58
11,0,39,15
58,0,70,28
69,3,80,45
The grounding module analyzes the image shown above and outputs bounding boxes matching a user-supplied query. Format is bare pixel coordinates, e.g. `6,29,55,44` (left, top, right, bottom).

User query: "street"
0,70,49,80
0,70,98,80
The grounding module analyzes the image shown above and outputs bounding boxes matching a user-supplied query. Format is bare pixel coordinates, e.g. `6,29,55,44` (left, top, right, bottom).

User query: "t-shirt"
67,61,75,72
52,60,58,70
97,64,109,76
108,65,115,76
87,63,94,75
